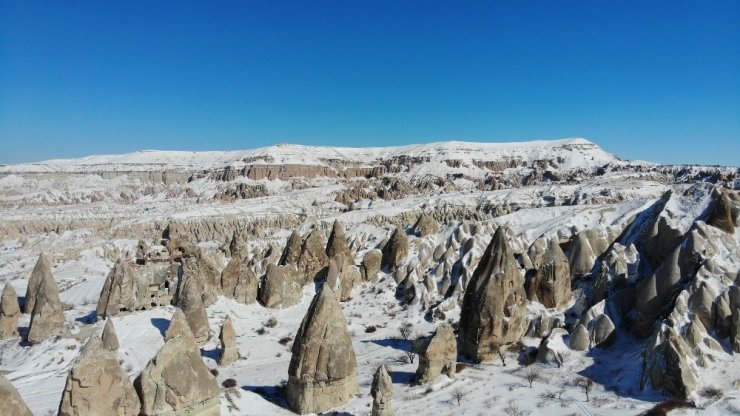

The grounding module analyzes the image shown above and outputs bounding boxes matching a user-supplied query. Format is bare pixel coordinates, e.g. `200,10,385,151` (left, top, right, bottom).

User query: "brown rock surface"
286,287,358,414
220,256,258,304
371,365,393,416
259,264,303,309
58,329,140,416
0,282,21,339
361,249,383,283
459,227,529,362
0,374,32,416
218,316,239,366
297,229,330,283
24,252,53,313
27,272,65,344
414,323,457,383
382,228,408,272
136,309,219,416
526,238,571,309
326,219,352,259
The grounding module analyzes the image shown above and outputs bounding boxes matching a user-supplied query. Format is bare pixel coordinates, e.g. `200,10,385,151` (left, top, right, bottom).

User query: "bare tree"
576,376,594,402
451,387,467,406
503,400,525,416
557,384,567,400
524,367,539,388
492,344,506,366
398,322,418,364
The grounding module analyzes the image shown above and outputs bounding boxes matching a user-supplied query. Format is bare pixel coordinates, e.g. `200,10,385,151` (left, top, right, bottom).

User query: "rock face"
708,191,735,234
382,228,408,272
180,253,222,306
27,272,65,344
326,220,352,259
286,287,358,414
361,249,383,283
0,374,32,416
58,327,140,416
536,328,568,365
568,324,589,351
412,213,439,237
96,259,177,319
220,256,258,304
525,238,571,309
136,309,219,416
0,282,21,339
566,231,596,280
218,316,239,366
295,229,330,283
24,252,53,313
589,314,616,348
371,365,393,416
179,279,211,346
641,325,697,399
101,319,120,351
279,230,303,266
414,323,456,384
459,227,529,362
325,253,361,301
259,264,303,309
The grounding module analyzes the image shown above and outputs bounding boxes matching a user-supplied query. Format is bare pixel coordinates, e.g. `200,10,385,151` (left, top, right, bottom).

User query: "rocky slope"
0,138,738,416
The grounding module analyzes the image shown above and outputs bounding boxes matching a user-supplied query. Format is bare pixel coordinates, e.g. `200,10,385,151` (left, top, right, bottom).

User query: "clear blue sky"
1,1,738,165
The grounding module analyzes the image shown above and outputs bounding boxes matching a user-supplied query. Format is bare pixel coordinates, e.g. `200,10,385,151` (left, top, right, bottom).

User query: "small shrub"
264,317,278,328
699,386,722,399
256,327,267,335
451,387,467,406
278,336,292,345
538,390,557,399
455,362,468,373
210,368,219,377
365,325,377,333
222,378,237,389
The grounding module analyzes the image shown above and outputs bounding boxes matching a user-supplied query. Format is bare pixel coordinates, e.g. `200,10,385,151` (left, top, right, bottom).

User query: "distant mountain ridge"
0,138,618,174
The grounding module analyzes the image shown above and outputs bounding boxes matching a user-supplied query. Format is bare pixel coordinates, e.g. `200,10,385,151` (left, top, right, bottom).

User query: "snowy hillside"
0,138,738,416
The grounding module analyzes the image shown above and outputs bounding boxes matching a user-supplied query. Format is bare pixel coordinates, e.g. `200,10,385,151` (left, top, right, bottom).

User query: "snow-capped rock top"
0,138,618,173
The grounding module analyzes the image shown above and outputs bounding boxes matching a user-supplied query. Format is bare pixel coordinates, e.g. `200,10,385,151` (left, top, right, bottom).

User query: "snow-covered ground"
1,139,738,415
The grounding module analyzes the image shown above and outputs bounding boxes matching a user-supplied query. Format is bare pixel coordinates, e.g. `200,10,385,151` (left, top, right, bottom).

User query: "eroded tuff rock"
634,224,705,338
179,278,211,346
0,374,32,416
371,365,393,416
565,231,596,280
641,325,697,399
101,319,119,351
58,326,140,416
25,252,53,313
412,212,439,237
525,238,571,309
589,314,616,348
220,255,258,304
382,227,408,272
708,190,736,234
136,309,219,416
537,328,568,365
297,229,330,283
27,272,65,344
218,316,239,366
326,219,352,259
568,324,589,351
0,282,21,339
279,230,303,266
415,323,456,384
286,287,358,414
325,253,361,301
459,227,529,362
361,249,382,283
96,259,178,319
180,252,222,306
259,264,303,309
